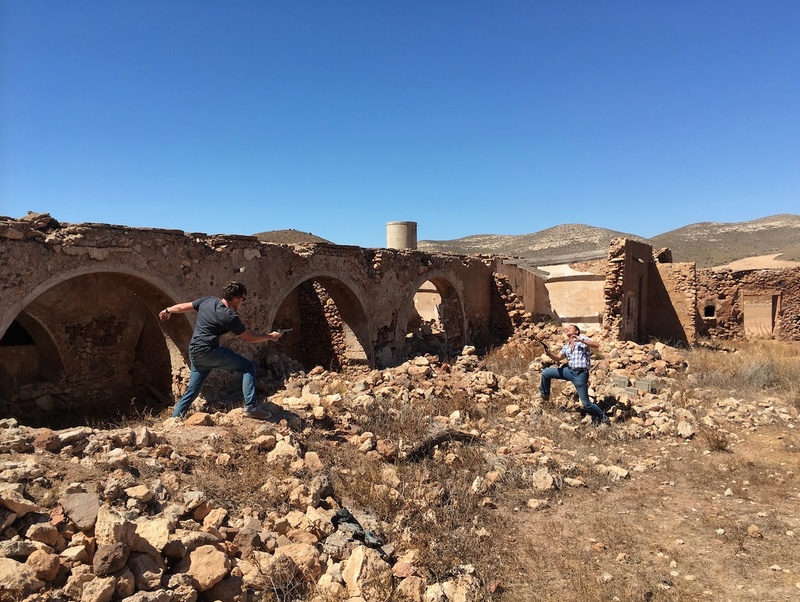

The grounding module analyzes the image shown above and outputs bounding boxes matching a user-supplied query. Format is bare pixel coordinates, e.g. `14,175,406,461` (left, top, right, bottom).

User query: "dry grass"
306,388,522,594
682,340,800,402
481,340,543,378
183,432,294,514
41,337,794,602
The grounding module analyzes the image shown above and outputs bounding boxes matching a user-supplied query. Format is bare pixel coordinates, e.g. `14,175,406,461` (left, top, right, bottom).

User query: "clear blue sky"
2,1,798,247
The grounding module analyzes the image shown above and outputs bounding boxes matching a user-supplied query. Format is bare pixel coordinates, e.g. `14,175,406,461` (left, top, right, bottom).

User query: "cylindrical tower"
386,221,418,250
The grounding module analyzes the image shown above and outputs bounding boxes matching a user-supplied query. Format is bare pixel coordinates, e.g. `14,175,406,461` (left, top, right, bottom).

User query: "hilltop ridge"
418,214,800,268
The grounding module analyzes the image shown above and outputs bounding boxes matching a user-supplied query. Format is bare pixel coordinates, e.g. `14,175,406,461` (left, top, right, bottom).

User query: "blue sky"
2,1,798,248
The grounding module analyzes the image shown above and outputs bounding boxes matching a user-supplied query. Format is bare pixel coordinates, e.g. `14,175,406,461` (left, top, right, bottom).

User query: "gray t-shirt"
188,296,246,357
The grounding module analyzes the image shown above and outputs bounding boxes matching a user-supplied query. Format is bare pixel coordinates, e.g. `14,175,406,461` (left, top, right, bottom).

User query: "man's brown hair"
222,281,247,301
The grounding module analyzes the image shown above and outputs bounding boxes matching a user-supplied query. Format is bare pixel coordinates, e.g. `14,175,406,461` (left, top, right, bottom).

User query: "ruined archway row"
0,215,505,424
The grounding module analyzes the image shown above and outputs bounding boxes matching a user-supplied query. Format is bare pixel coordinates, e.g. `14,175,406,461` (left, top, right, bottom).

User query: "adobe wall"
0,214,503,422
540,270,605,330
646,262,697,345
493,261,550,318
696,267,800,341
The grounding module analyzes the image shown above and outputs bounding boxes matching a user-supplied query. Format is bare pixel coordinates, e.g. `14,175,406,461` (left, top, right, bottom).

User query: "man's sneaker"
539,393,550,402
242,405,272,420
593,414,611,426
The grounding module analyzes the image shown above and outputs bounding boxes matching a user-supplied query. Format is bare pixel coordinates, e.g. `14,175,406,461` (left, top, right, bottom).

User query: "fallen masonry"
1,329,798,602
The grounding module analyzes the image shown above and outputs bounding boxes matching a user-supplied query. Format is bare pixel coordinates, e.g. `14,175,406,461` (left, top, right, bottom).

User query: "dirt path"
499,426,800,602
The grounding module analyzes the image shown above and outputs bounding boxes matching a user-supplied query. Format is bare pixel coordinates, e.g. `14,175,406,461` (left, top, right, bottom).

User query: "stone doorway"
743,292,779,338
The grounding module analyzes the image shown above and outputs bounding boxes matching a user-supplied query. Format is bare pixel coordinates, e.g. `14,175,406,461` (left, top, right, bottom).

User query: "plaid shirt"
561,336,592,370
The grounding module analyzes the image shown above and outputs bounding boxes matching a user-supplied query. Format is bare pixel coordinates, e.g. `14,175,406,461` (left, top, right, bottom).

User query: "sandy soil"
714,254,800,270
503,421,800,602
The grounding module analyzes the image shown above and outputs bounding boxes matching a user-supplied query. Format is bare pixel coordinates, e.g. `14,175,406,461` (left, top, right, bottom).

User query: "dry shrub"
700,426,731,452
187,433,291,514
324,443,404,522
683,341,800,400
482,340,543,377
398,448,509,583
308,386,513,595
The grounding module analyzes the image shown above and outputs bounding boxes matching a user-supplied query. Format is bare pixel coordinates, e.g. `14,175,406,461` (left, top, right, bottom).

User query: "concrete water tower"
386,221,417,250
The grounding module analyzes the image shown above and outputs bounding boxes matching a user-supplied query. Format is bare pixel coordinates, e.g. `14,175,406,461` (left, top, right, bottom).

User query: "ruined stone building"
505,237,800,346
2,213,798,425
0,214,516,423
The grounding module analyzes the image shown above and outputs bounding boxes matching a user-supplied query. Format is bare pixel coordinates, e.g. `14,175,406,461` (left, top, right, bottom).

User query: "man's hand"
239,329,283,343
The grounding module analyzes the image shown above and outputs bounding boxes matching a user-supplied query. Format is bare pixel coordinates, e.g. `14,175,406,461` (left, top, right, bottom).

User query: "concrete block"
610,375,629,388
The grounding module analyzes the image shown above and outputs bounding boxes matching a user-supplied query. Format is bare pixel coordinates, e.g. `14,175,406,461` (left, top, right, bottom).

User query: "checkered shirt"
560,336,592,370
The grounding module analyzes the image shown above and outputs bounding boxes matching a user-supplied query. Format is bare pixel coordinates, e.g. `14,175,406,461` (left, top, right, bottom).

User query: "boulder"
173,544,231,592
342,545,392,600
0,557,44,599
60,492,100,531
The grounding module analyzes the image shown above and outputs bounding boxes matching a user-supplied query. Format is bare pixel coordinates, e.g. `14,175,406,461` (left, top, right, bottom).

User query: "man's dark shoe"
242,405,272,420
539,393,550,402
594,414,611,426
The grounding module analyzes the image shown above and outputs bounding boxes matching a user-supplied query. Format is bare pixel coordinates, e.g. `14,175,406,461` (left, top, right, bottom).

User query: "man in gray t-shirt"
159,281,282,419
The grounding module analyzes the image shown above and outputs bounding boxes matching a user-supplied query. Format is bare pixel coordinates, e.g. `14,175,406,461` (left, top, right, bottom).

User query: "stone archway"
271,274,372,371
404,274,466,357
0,312,64,410
0,270,190,425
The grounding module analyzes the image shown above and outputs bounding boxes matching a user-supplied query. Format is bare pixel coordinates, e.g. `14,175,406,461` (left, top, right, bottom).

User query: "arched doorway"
405,276,465,357
0,271,184,426
271,275,371,372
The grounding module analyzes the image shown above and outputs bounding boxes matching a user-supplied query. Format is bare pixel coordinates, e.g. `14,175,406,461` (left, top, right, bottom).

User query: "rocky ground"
1,326,799,602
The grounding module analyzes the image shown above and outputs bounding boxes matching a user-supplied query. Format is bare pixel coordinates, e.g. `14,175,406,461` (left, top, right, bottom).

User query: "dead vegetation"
1,339,799,601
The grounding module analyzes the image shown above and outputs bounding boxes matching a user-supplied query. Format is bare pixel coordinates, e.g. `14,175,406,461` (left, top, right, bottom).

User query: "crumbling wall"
646,262,697,345
0,213,503,423
487,274,532,344
697,267,800,341
493,261,550,318
544,273,606,328
297,281,345,371
604,238,652,341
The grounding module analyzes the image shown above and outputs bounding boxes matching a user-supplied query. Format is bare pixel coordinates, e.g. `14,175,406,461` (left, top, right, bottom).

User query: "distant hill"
419,225,653,266
650,215,800,268
419,215,800,269
253,229,332,244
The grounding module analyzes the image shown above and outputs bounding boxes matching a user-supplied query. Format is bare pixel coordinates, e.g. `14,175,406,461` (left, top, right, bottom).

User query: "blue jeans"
172,346,257,417
540,366,606,422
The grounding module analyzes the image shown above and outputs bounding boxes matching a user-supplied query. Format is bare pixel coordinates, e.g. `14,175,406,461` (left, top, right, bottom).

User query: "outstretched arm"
159,302,195,321
239,329,282,344
545,347,565,362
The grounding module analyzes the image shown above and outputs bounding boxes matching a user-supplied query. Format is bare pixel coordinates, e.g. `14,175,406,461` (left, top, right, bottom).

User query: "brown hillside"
253,229,332,244
650,214,800,268
419,214,800,268
419,224,653,265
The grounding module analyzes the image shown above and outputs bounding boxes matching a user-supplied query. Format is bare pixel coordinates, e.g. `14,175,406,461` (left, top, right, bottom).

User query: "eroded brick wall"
697,267,800,340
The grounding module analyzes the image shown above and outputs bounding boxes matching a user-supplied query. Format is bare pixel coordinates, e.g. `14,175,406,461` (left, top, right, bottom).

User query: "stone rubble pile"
0,410,481,602
1,332,797,602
